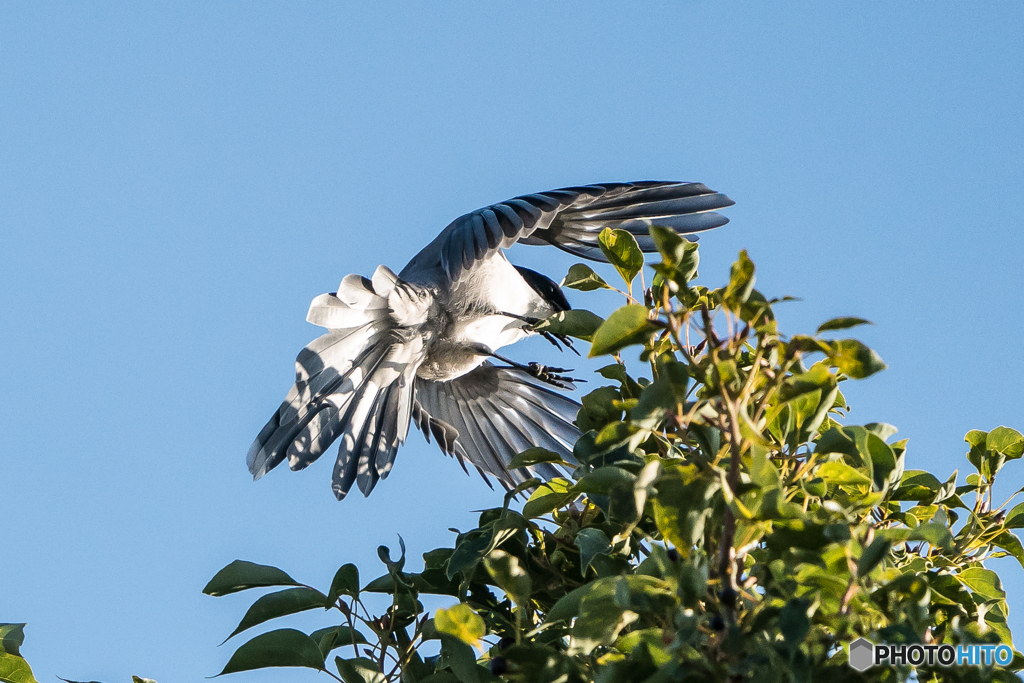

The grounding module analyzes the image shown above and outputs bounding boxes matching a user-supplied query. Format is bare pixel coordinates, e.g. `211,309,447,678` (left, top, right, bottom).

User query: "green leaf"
588,305,657,358
779,599,811,650
892,470,943,501
434,604,486,647
562,263,612,291
597,363,644,398
328,564,360,603
723,250,755,309
335,657,386,683
778,364,835,402
508,447,570,470
546,583,599,624
816,426,896,490
0,652,40,683
653,468,720,551
908,523,954,551
575,528,613,572
533,309,605,342
649,225,687,266
438,637,484,683
748,447,783,491
988,427,1024,460
310,626,369,657
224,587,330,642
217,628,326,675
484,550,532,606
598,228,645,286
574,466,637,495
578,385,623,432
615,629,672,666
816,461,871,487
992,531,1024,570
957,568,1005,601
568,575,673,655
1004,500,1024,529
650,226,699,283
445,530,492,580
203,560,300,597
816,317,873,334
631,362,689,430
361,574,399,593
0,625,25,656
864,423,898,441
572,592,638,656
522,478,575,518
829,339,887,379
857,538,891,576
0,629,38,683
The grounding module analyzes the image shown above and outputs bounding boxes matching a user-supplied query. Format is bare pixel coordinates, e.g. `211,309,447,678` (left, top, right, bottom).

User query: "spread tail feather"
248,270,427,500
331,338,423,500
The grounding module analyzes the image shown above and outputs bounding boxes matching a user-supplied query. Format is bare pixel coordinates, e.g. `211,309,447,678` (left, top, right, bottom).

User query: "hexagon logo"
848,638,875,672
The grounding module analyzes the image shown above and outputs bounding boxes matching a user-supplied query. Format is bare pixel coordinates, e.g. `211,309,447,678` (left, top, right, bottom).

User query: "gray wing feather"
413,362,582,487
435,181,734,281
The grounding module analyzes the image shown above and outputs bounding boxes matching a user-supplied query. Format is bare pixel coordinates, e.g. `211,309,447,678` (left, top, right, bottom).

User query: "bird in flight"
248,181,734,500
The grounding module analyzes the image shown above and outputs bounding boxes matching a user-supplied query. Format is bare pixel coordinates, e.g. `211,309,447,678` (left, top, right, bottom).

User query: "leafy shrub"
206,230,1024,683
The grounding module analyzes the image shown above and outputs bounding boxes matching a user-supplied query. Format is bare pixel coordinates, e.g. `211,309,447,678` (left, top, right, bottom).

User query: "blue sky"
2,2,1022,680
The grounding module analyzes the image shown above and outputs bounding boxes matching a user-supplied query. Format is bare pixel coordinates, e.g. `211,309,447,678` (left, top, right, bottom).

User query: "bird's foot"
526,362,584,389
539,330,580,355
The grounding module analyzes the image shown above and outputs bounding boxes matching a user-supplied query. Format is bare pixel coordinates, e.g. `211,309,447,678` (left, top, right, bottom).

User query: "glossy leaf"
328,564,359,602
988,426,1024,459
203,560,300,597
575,528,613,572
508,447,570,470
816,316,872,334
650,226,699,284
522,478,575,518
0,653,40,683
598,228,644,286
857,538,891,576
434,604,485,647
816,461,871,487
310,626,369,657
335,657,386,683
217,629,326,675
1005,500,1024,529
534,309,605,342
0,624,25,656
892,470,943,501
562,263,612,291
484,550,531,606
829,339,887,379
589,305,657,357
723,250,755,309
957,568,1005,601
224,587,330,641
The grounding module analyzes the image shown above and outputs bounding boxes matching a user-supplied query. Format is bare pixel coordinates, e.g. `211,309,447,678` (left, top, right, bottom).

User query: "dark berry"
710,614,726,631
719,587,738,608
497,637,516,650
489,656,508,675
666,548,680,562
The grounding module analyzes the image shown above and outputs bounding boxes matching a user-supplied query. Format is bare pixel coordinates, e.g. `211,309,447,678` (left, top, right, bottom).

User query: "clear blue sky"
3,2,1022,680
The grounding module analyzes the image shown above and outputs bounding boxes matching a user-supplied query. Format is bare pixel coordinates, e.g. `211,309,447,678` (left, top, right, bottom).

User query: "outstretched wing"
412,362,581,488
431,181,734,281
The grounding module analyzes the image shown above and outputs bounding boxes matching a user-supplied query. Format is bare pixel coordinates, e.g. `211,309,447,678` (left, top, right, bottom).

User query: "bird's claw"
540,331,581,356
526,362,585,389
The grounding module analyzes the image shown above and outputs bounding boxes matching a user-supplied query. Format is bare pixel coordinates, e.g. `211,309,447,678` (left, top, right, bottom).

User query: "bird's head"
514,265,571,314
